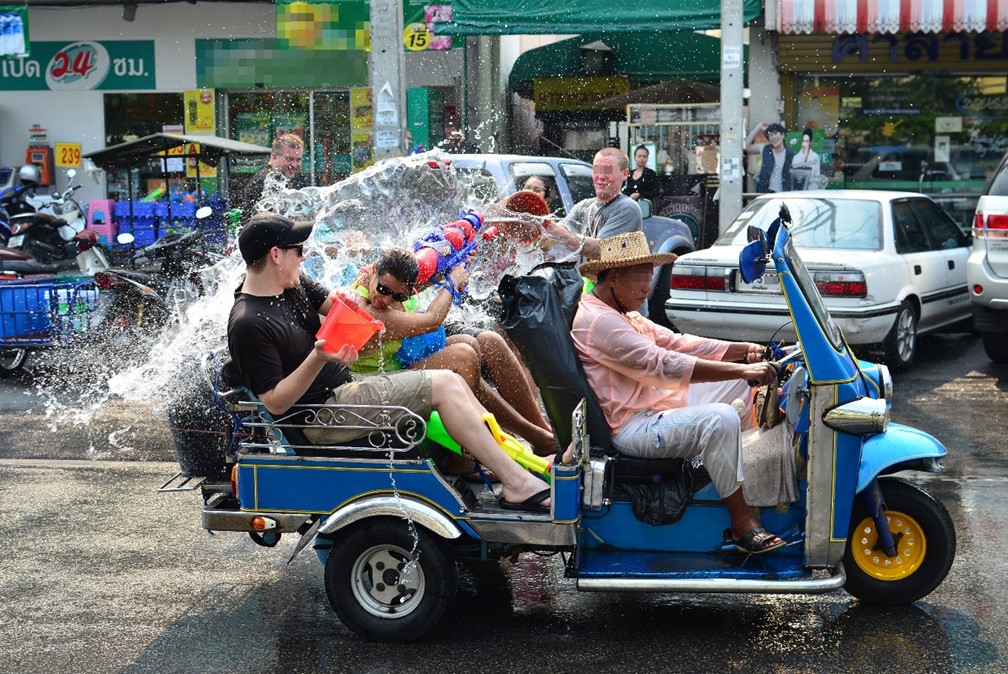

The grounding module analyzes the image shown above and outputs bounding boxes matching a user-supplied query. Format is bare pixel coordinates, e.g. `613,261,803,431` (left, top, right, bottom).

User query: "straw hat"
579,231,678,280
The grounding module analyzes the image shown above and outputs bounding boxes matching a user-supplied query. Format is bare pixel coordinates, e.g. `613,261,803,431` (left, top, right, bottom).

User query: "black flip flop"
499,487,551,513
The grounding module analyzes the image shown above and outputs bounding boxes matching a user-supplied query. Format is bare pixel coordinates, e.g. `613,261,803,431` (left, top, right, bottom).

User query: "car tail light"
670,266,727,291
814,271,867,297
974,212,1008,238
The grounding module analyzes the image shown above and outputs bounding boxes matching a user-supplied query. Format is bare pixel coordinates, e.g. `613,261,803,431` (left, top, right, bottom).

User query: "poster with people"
786,127,826,190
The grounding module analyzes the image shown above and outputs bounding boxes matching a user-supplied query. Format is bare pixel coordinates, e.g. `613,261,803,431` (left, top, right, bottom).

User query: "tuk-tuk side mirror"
117,232,136,246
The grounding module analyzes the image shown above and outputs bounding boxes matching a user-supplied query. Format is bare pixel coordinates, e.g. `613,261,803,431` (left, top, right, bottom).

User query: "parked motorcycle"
7,168,91,264
0,164,44,244
92,209,218,336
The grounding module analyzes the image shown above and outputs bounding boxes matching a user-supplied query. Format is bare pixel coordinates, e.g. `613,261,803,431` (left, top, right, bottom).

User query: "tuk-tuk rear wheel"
843,477,955,604
324,518,456,642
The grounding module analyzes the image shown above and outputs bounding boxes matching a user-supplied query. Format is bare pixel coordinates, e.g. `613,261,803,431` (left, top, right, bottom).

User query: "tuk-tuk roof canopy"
85,133,270,169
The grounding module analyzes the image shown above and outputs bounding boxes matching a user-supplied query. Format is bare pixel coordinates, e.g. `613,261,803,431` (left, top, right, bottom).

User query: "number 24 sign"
55,142,81,168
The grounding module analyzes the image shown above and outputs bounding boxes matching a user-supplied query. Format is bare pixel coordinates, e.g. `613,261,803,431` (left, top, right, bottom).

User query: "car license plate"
8,234,24,248
736,270,780,292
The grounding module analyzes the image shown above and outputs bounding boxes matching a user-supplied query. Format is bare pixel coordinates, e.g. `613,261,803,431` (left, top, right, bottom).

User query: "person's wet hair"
376,247,419,286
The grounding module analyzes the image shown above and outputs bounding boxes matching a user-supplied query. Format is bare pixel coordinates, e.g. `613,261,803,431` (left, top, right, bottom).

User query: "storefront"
767,0,1008,226
0,2,463,210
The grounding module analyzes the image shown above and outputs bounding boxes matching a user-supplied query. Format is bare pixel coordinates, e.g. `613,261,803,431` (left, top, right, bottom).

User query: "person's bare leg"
429,370,549,506
415,343,480,391
421,337,555,454
478,331,551,432
475,379,555,455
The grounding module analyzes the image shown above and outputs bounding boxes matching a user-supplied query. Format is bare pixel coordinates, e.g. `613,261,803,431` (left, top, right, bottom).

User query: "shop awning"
85,133,270,169
770,0,1008,35
508,32,735,97
442,0,762,35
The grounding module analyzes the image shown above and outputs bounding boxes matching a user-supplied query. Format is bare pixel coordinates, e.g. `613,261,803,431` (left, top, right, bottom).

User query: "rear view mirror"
739,238,768,283
196,206,213,220
638,198,653,219
117,232,135,246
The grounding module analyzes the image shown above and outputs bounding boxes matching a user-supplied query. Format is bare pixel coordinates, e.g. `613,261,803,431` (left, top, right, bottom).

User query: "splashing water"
32,150,555,448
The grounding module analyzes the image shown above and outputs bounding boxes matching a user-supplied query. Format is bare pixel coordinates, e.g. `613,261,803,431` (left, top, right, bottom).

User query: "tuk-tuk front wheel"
843,477,955,604
324,518,456,642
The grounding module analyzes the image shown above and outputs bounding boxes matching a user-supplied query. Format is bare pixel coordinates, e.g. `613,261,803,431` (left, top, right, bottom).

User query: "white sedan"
665,191,972,370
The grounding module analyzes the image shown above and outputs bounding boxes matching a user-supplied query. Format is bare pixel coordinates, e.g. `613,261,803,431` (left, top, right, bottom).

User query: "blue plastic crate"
0,278,99,346
0,282,52,340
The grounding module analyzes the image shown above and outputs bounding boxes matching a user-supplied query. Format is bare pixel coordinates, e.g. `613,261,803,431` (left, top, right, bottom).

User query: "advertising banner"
0,40,155,90
277,0,370,51
403,1,460,51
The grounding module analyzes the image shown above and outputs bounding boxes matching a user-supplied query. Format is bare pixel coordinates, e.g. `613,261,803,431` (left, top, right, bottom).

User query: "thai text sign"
533,76,629,112
0,40,155,91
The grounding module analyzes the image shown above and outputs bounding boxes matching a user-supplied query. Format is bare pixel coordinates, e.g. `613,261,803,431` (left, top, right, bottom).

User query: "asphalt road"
0,331,1005,673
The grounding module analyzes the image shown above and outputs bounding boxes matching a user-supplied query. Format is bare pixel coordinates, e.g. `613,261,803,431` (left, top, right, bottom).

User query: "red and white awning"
773,0,1008,35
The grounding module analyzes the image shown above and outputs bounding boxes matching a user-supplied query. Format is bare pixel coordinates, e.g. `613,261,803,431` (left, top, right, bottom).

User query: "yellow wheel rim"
851,510,927,581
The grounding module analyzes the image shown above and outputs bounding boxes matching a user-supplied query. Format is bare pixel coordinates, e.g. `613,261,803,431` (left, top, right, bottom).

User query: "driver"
570,231,785,554
227,213,552,512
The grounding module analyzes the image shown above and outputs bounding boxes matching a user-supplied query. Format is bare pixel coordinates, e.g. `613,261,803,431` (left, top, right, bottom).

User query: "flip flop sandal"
734,526,785,554
498,487,551,513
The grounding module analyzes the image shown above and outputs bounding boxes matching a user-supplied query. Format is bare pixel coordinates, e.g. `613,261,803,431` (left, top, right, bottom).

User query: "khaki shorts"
303,370,433,445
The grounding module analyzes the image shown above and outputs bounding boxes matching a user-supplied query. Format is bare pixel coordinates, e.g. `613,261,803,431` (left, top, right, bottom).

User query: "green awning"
508,32,742,97
442,0,762,35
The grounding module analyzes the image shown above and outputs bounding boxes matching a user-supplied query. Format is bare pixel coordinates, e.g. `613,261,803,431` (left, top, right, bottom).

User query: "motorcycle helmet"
18,164,41,188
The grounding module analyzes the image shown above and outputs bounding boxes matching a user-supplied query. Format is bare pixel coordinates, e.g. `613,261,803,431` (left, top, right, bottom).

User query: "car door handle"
914,264,922,275
948,260,955,270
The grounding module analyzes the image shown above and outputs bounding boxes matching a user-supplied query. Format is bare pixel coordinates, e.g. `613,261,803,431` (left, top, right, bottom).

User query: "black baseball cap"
238,213,313,264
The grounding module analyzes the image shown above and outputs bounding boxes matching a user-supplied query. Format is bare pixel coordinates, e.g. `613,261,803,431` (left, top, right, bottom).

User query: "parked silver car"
447,153,695,324
967,150,1008,363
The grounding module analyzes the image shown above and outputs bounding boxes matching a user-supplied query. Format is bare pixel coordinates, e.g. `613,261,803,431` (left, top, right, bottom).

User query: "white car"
967,149,1008,363
665,190,972,370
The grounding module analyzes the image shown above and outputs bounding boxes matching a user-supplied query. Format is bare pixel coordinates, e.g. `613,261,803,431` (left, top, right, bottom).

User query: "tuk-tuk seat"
217,359,424,460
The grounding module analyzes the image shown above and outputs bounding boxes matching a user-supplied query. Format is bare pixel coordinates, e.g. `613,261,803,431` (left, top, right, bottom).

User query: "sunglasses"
375,282,412,303
280,244,304,257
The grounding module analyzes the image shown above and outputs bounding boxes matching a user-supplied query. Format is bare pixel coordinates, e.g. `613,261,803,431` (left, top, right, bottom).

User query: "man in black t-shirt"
227,213,553,511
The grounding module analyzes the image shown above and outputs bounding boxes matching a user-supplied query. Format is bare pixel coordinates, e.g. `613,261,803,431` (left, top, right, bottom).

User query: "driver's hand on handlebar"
314,340,359,366
744,361,778,387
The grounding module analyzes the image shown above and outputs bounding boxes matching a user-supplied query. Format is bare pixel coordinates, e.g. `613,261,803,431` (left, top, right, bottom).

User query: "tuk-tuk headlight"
822,397,889,436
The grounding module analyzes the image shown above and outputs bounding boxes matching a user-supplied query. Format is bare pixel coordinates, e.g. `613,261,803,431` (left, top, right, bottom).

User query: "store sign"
956,94,1008,120
402,1,460,52
276,0,369,51
0,40,155,91
533,76,630,112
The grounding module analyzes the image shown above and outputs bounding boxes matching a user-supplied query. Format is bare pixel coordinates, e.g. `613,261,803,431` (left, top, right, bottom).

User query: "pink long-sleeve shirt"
571,291,731,434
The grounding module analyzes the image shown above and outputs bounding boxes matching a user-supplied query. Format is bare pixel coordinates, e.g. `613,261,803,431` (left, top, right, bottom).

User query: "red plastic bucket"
316,297,384,353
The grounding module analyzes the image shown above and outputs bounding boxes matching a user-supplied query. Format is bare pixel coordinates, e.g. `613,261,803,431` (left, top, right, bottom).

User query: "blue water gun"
413,210,497,302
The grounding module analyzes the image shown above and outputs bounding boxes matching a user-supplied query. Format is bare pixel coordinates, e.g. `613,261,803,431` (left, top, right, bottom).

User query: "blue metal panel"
857,423,947,493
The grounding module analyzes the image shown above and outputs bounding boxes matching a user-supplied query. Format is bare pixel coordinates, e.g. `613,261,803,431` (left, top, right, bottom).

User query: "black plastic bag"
165,359,232,479
613,456,711,526
498,262,613,454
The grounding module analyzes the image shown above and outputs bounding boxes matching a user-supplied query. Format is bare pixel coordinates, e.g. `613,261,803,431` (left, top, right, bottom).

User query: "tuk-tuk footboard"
575,549,846,594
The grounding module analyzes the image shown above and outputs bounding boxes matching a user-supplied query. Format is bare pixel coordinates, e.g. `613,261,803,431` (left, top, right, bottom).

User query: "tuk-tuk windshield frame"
781,233,844,349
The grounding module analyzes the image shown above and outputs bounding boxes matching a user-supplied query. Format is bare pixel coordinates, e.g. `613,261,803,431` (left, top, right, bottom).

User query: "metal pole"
719,0,745,234
370,0,405,161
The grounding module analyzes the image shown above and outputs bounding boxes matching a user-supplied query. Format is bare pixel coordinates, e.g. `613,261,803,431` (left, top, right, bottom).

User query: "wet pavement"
0,331,1006,673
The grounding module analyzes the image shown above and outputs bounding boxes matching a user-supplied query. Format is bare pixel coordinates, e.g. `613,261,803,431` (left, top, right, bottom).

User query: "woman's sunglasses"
375,282,412,303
